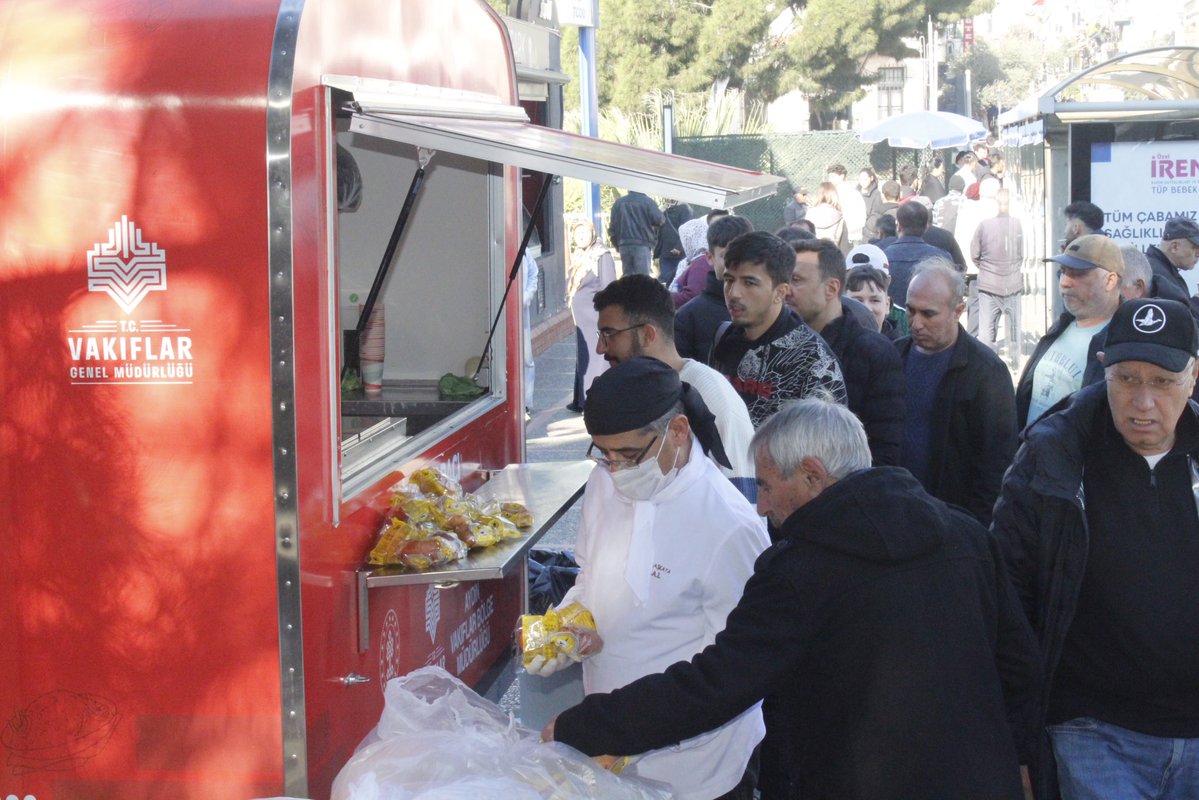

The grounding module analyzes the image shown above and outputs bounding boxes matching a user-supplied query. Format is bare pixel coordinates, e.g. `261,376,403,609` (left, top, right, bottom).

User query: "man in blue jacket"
546,398,1040,800
882,200,950,307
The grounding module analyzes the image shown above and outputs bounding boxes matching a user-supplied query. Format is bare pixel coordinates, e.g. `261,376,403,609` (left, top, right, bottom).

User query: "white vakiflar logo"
425,584,441,644
86,216,167,314
1134,303,1166,334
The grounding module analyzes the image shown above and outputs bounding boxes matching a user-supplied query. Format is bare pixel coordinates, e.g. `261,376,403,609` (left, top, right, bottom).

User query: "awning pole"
342,148,433,378
473,173,555,381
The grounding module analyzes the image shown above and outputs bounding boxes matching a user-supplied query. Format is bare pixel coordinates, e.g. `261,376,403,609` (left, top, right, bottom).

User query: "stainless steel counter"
341,382,470,418
356,460,593,650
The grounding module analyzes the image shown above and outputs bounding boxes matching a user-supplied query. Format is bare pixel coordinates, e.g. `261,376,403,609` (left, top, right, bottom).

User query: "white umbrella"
857,111,988,149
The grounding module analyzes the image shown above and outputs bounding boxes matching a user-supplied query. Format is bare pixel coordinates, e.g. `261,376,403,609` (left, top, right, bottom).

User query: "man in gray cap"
1145,217,1199,321
1016,234,1124,427
534,357,769,800
994,297,1199,800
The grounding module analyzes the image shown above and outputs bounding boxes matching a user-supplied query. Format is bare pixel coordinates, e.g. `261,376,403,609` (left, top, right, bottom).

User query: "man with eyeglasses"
1016,234,1124,427
593,274,757,499
534,356,769,799
993,297,1199,800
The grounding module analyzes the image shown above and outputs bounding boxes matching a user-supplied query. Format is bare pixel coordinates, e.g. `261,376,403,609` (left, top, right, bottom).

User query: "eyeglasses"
596,323,645,344
1106,372,1192,393
587,435,658,471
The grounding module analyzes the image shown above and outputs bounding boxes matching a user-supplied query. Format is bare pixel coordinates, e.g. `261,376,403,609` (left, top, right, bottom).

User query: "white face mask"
610,433,681,502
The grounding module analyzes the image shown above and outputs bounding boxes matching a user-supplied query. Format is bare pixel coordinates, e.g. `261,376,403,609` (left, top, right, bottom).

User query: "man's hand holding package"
520,604,602,677
526,651,572,677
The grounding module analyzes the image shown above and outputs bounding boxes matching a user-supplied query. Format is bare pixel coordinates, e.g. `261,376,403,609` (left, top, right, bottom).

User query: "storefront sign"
1092,141,1199,292
66,217,196,385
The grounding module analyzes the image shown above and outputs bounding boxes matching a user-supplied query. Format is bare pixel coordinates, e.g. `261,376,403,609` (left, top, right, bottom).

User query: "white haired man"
994,297,1199,800
546,398,1040,800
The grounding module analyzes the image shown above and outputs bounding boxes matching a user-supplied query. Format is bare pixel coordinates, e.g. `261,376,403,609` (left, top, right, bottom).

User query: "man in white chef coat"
541,357,769,799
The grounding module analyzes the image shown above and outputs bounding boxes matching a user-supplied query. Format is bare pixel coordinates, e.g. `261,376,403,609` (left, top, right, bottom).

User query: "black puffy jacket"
556,467,1041,800
992,382,1199,799
820,301,905,466
674,271,729,362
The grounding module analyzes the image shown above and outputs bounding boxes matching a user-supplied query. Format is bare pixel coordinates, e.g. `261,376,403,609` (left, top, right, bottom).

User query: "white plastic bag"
331,667,671,800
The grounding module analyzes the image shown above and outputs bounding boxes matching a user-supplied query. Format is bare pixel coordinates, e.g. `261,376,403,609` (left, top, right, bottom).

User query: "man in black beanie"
530,357,769,800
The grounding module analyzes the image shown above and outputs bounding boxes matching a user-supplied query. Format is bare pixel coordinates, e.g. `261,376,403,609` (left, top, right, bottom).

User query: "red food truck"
0,1,780,797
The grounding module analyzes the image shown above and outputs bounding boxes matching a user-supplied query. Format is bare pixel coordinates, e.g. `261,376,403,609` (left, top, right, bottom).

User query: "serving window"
320,75,783,502
331,111,507,500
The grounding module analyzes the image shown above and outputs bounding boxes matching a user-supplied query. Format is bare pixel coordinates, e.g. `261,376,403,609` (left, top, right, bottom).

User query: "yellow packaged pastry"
520,603,598,668
368,520,466,569
410,467,462,498
499,501,534,530
477,514,521,541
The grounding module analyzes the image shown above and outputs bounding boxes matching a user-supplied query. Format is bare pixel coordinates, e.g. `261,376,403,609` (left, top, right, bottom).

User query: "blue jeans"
1049,717,1199,800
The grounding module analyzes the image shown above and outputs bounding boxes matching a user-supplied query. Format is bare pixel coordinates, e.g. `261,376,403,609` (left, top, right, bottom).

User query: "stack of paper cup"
359,303,385,393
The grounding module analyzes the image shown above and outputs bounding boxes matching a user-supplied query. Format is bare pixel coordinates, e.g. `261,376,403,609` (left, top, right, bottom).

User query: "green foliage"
561,0,801,113
785,0,991,125
563,0,994,131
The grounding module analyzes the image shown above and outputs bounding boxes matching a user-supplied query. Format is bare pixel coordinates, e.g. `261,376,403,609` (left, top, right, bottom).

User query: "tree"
562,0,995,129
783,0,994,127
562,0,800,113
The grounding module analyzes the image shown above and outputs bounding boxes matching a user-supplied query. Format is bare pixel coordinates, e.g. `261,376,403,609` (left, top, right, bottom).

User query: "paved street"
523,330,592,547
487,329,588,714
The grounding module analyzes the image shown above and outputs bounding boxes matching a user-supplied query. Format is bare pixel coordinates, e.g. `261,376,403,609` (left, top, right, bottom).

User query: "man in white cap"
995,297,1199,800
846,244,908,340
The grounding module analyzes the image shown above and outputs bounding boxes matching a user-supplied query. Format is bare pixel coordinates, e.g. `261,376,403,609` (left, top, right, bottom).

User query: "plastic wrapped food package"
368,522,467,570
367,470,535,570
521,603,601,675
330,667,670,800
409,467,463,498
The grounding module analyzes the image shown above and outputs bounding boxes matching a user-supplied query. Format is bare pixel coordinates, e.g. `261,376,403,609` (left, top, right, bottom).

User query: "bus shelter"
998,46,1199,340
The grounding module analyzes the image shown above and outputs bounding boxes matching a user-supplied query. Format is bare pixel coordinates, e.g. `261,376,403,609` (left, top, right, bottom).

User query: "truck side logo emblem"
86,216,167,314
379,609,401,693
1134,304,1166,334
425,585,441,644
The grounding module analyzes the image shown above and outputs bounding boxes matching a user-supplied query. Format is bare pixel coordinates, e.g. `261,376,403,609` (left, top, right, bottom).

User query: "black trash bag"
527,548,580,615
336,144,363,212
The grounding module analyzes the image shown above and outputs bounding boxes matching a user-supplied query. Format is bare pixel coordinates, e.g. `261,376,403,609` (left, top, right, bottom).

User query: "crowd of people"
546,150,1199,799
